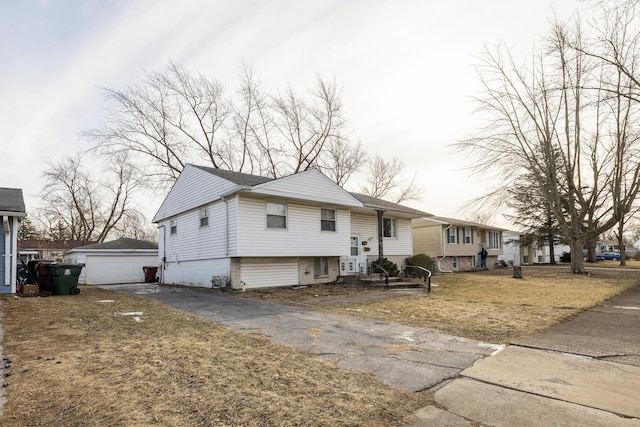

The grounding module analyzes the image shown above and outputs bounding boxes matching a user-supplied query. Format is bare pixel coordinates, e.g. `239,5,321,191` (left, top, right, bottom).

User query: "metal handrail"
405,265,432,293
371,263,390,287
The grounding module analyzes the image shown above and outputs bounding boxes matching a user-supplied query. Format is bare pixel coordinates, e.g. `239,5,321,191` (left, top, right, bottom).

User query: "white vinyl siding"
236,196,350,257
251,169,361,207
350,214,412,256
240,259,298,289
153,165,239,222
161,200,231,263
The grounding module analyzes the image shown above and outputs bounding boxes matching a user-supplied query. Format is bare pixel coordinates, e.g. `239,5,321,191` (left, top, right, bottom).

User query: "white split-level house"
152,165,430,289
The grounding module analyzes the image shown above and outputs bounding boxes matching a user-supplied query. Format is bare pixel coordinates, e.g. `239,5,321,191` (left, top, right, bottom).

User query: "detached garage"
67,238,158,285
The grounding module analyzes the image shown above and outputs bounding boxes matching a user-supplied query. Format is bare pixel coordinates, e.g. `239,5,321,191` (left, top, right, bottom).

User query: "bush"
405,253,435,270
371,258,399,277
560,252,571,263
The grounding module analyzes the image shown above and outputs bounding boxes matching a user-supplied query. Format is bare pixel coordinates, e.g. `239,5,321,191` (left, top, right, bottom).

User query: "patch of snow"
114,312,144,316
396,331,416,342
478,342,505,355
612,305,639,310
97,300,115,303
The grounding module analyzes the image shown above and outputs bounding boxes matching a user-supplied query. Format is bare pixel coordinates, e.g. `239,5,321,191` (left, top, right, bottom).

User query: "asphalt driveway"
100,283,500,392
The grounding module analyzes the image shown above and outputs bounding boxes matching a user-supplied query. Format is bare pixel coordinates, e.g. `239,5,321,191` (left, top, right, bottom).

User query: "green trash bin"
49,263,84,295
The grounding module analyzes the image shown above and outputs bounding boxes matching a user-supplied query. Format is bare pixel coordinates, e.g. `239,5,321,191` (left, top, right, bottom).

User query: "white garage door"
85,255,158,285
240,259,299,289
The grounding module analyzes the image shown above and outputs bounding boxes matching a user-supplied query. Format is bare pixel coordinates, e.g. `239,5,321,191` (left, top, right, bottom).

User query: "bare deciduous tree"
459,14,640,274
359,156,422,203
87,62,357,186
38,154,144,244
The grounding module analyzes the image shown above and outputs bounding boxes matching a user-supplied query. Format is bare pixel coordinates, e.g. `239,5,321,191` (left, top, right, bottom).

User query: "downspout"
3,216,10,287
377,210,384,266
223,197,228,256
438,224,453,273
11,217,19,292
157,224,166,284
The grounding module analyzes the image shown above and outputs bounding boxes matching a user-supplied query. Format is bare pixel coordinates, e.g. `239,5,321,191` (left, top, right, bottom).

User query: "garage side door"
240,259,298,289
86,255,156,285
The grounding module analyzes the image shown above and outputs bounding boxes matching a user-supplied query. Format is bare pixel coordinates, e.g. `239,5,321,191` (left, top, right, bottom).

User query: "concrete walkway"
410,284,640,426
101,283,500,392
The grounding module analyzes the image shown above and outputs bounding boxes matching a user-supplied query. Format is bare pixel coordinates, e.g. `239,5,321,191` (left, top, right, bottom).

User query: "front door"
350,236,359,257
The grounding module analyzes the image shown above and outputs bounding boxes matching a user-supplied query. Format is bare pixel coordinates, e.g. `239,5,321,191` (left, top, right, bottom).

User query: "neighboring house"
66,238,158,285
152,164,430,289
501,231,570,265
597,239,620,254
18,239,94,263
412,216,505,271
1,188,26,294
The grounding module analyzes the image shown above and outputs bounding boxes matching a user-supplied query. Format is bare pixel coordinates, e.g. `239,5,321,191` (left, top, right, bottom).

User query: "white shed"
67,238,158,285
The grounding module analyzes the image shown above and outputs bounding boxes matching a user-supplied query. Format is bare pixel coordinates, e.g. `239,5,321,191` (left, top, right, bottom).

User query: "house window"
383,218,397,238
266,202,287,229
200,208,209,227
464,228,473,244
170,219,177,235
314,257,329,277
489,231,501,249
321,208,336,231
447,226,459,244
452,256,459,269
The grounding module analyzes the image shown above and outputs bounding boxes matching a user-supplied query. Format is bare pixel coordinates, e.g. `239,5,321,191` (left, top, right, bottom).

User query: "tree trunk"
618,220,626,267
569,237,587,274
547,232,556,264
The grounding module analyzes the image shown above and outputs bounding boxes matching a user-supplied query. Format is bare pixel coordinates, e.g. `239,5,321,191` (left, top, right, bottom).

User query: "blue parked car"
596,252,621,261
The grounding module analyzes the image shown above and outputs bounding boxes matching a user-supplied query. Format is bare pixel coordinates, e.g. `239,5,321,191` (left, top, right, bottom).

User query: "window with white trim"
452,256,459,269
464,228,473,244
200,208,209,227
447,226,459,244
489,231,501,249
314,257,329,277
320,208,336,231
383,218,397,238
170,219,177,235
266,202,287,229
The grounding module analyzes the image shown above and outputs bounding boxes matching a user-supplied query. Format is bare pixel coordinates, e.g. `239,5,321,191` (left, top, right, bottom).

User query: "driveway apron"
100,284,499,392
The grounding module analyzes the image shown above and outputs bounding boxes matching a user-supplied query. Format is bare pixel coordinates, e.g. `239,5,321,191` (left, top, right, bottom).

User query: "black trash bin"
143,266,158,283
35,261,54,293
49,263,84,295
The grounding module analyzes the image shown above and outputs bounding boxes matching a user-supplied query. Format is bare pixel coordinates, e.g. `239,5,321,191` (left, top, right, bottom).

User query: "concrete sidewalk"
411,285,640,426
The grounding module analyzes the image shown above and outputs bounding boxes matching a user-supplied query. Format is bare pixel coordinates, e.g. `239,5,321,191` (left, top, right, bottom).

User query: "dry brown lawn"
0,286,430,427
239,266,639,344
1,266,636,426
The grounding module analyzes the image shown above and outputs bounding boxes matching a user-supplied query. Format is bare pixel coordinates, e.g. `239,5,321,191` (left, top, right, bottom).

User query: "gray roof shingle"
0,187,26,213
76,238,158,250
350,192,431,217
191,165,273,186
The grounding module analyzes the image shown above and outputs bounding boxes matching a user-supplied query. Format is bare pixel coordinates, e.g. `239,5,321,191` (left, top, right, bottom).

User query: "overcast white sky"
1,0,582,227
